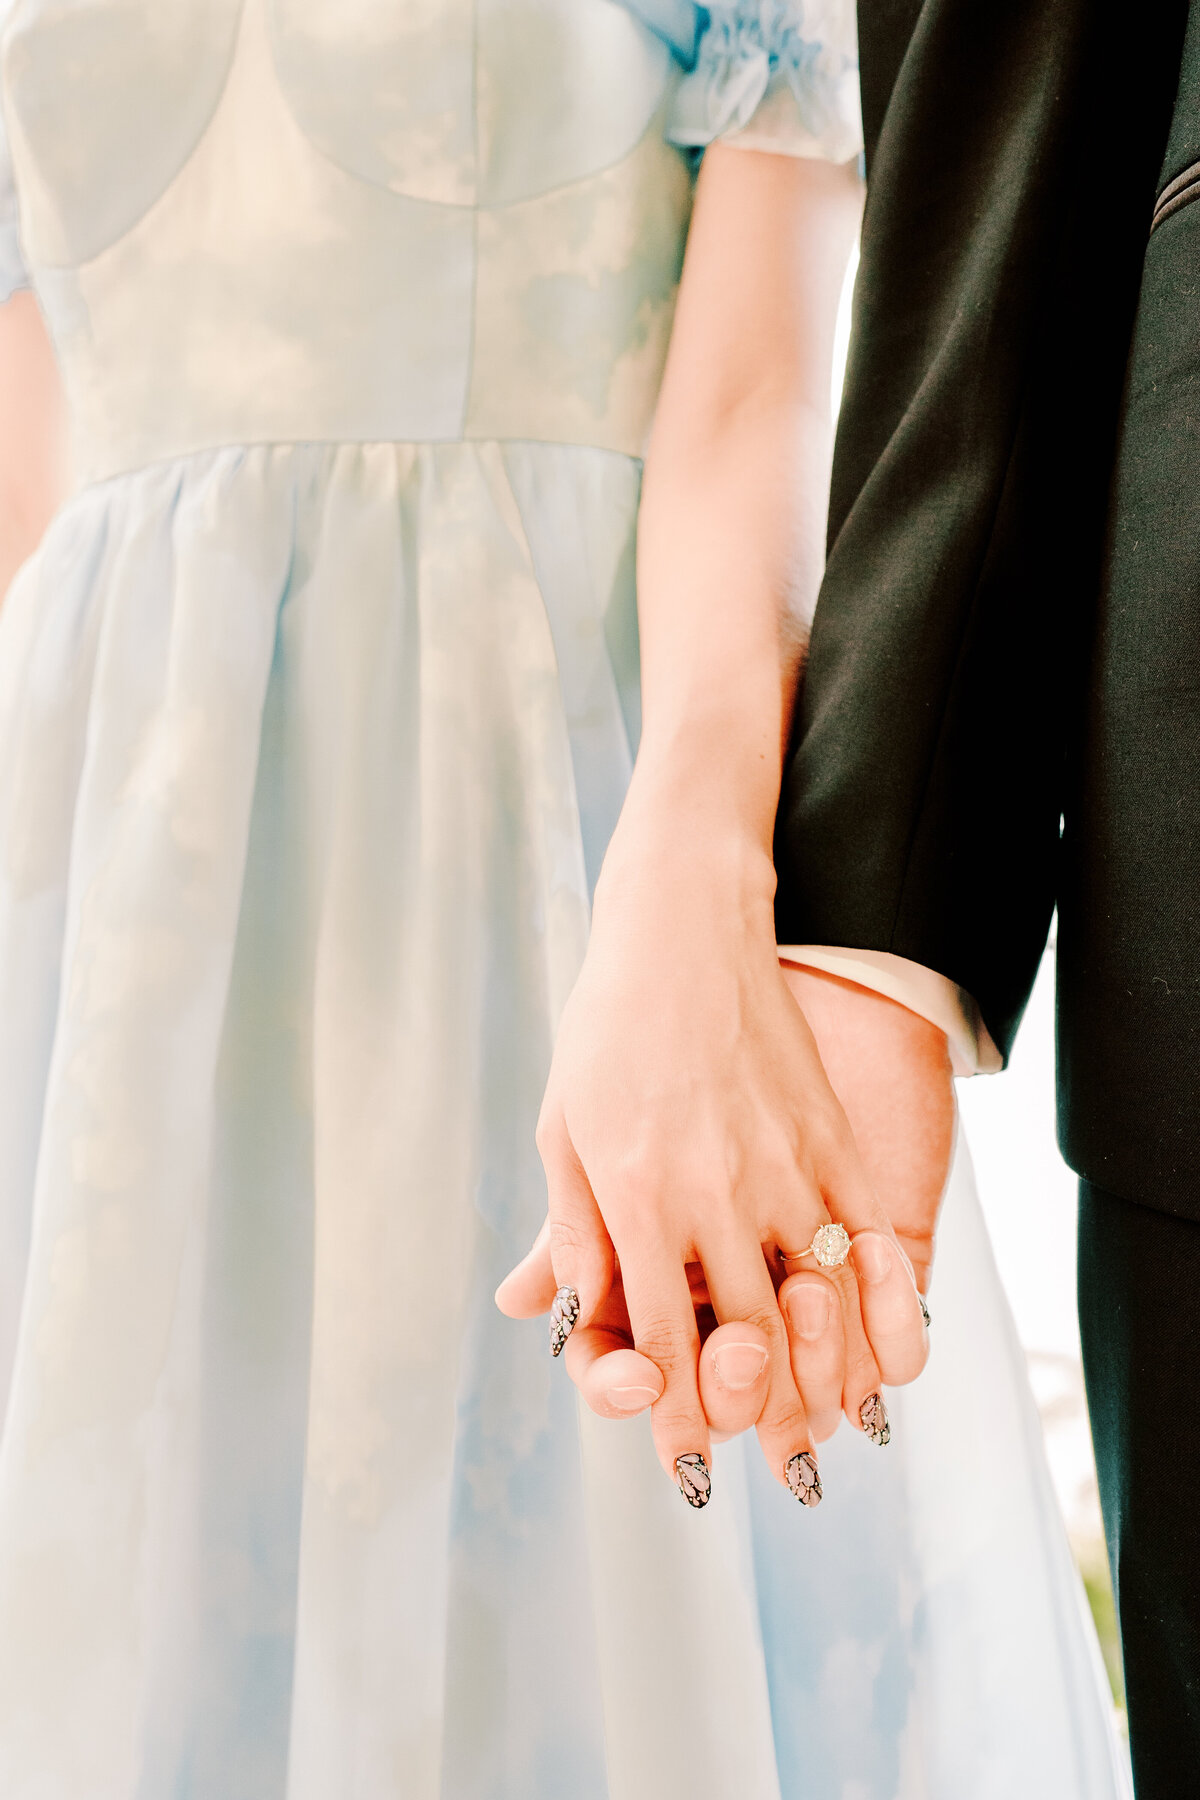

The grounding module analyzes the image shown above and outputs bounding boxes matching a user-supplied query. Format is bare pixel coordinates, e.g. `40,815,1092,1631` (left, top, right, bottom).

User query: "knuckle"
762,1391,810,1448
547,1215,589,1258
804,1103,853,1166
651,1389,704,1433
607,1151,666,1207
844,1342,879,1398
633,1309,695,1374
651,1407,708,1470
764,1145,805,1196
739,1306,788,1353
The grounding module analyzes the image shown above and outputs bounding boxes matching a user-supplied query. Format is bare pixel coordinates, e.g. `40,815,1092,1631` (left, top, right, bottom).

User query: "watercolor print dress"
0,1,1126,1796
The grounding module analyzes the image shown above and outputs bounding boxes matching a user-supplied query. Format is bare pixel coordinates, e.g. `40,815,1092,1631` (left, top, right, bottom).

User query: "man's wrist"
778,946,1003,1077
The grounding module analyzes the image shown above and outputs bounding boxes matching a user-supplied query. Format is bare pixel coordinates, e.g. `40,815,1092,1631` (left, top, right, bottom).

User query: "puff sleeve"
668,0,862,164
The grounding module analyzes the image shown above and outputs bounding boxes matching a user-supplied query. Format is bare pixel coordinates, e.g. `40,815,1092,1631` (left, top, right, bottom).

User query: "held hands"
496,813,950,1510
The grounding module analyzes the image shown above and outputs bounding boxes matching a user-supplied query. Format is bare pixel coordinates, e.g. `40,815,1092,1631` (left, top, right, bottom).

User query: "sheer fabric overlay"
0,1,1124,1794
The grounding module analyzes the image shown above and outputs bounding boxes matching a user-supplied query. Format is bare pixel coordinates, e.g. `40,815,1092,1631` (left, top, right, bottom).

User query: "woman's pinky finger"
563,1328,665,1420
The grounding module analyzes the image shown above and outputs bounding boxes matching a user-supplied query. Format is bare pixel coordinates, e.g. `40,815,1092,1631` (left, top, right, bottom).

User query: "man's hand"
780,964,958,1300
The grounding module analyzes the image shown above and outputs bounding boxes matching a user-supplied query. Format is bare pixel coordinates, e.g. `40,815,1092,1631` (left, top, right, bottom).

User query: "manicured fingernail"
851,1233,895,1285
549,1285,580,1357
606,1384,660,1414
785,1450,822,1507
860,1392,891,1447
710,1342,769,1390
919,1294,932,1329
675,1453,712,1509
787,1283,833,1340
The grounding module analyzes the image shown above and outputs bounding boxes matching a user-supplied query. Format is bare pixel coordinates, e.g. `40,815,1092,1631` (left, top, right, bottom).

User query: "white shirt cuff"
776,945,1003,1077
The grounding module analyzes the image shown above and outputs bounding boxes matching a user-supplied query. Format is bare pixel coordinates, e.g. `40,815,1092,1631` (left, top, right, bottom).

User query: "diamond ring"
780,1222,852,1270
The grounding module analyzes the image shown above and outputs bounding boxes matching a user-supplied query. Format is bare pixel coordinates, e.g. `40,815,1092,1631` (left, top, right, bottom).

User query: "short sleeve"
0,94,29,303
668,0,863,165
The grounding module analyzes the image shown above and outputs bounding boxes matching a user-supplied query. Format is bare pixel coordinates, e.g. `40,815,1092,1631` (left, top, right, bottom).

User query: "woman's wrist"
595,764,780,937
625,721,782,837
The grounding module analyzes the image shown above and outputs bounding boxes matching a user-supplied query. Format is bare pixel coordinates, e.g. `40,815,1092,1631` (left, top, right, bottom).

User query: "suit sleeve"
772,0,1186,1061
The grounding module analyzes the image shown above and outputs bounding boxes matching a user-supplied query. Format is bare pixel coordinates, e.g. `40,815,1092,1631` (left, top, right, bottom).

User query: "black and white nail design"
549,1285,580,1358
919,1295,932,1329
675,1453,712,1509
860,1392,891,1447
785,1450,823,1507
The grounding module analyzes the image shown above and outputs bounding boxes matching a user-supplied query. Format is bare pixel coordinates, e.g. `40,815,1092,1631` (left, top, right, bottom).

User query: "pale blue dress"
0,2,1126,1796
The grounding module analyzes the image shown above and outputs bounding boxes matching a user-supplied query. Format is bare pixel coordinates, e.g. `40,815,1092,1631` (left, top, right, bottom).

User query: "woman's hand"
502,784,929,1507
496,1221,776,1444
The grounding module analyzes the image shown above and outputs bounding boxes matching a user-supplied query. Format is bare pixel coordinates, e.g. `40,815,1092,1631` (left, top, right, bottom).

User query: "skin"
500,969,956,1450
498,144,954,1497
0,290,67,596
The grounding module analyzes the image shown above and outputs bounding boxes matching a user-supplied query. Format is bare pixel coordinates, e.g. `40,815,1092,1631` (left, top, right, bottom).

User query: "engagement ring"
781,1222,851,1269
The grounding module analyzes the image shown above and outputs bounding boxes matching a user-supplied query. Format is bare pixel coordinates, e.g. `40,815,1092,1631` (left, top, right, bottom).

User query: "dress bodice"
0,0,861,489
2,0,696,484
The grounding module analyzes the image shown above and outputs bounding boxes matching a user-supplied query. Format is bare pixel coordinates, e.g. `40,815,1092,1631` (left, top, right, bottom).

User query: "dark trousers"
1078,1180,1200,1797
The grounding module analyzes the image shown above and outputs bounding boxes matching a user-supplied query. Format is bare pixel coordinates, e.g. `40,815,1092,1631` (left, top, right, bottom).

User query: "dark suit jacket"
772,0,1197,1211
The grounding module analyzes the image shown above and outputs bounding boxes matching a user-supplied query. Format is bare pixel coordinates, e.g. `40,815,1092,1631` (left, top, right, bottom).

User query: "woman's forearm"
608,145,862,886
631,391,836,853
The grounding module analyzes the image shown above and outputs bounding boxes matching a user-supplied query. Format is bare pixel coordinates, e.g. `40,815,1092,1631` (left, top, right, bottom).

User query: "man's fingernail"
787,1283,833,1340
675,1452,712,1509
711,1342,769,1389
549,1285,580,1357
851,1233,895,1285
860,1391,891,1447
606,1384,660,1414
785,1450,822,1508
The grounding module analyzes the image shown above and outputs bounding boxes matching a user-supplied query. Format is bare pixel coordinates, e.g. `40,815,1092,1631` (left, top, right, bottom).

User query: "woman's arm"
508,145,930,1503
629,143,857,851
0,292,67,601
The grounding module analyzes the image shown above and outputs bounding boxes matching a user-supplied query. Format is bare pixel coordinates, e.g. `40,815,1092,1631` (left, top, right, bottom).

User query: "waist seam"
69,430,645,498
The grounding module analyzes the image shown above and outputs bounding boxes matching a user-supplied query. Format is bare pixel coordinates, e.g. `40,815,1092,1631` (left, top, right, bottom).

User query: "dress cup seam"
260,43,678,216
4,0,246,281
270,106,678,220
15,12,678,281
